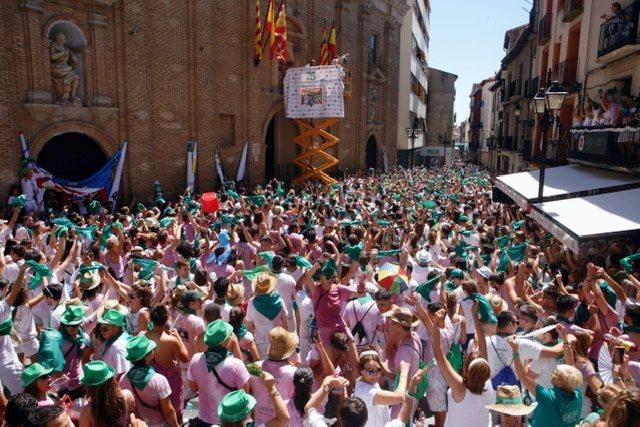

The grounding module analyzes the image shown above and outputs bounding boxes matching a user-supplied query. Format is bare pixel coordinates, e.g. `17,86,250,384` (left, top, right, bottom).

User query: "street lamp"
405,120,423,168
514,103,522,151
533,80,568,201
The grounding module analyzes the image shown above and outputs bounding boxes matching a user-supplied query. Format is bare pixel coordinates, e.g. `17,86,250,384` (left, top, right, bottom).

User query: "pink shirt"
187,353,250,425
60,339,85,390
250,359,297,424
173,312,205,367
120,372,172,426
312,284,352,329
237,242,257,269
285,399,305,427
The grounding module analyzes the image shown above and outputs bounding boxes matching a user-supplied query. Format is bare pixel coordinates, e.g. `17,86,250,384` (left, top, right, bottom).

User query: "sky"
428,0,534,125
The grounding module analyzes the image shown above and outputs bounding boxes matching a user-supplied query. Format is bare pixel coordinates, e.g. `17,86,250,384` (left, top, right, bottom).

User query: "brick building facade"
0,0,408,203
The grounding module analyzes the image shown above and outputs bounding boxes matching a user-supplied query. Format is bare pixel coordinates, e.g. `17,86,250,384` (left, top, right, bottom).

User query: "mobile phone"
612,346,625,364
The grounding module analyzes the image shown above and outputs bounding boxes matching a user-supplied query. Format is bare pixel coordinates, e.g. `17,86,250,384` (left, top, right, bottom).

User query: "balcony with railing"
538,14,552,44
508,80,520,99
597,1,640,59
569,128,640,172
552,58,578,85
563,0,584,22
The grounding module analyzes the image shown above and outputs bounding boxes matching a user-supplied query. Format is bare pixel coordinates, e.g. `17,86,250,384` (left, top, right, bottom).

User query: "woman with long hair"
79,361,134,427
413,298,495,427
285,367,313,426
125,282,152,335
606,387,640,427
228,306,259,362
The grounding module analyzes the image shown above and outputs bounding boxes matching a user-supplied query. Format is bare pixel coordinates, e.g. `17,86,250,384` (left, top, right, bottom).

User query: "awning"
529,188,640,253
494,164,640,209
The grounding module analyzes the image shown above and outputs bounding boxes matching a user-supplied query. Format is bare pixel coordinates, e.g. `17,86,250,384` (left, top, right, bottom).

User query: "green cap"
80,360,115,386
450,268,464,279
98,309,125,327
218,389,257,422
59,305,85,326
126,334,157,362
22,363,53,388
204,320,233,348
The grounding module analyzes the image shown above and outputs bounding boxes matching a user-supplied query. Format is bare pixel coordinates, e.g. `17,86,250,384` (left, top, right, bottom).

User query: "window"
369,33,378,65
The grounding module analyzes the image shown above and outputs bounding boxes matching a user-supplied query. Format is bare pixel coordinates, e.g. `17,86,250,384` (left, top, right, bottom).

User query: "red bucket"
201,192,220,213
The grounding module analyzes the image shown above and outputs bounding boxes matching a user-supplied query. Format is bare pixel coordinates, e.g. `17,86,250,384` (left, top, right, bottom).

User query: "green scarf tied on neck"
234,324,248,340
252,292,284,320
127,365,156,390
60,326,90,348
205,345,231,372
623,324,640,334
25,260,53,290
464,292,497,324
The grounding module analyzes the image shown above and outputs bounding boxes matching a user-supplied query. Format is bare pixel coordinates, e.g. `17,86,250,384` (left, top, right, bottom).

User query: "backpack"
350,301,376,345
446,322,463,373
394,339,430,399
37,328,65,372
489,337,520,389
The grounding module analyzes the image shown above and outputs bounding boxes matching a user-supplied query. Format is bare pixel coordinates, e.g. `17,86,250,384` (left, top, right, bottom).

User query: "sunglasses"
364,367,383,375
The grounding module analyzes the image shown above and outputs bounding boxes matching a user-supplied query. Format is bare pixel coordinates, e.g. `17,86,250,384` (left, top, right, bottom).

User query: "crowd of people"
1,163,640,427
572,89,640,129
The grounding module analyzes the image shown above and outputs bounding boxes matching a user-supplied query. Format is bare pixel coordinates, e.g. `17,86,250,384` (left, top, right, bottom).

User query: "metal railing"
538,13,551,44
598,1,640,57
569,128,640,170
563,0,584,22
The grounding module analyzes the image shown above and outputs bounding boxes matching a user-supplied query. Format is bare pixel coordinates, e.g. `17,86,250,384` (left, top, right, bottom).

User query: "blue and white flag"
215,148,226,186
236,142,248,182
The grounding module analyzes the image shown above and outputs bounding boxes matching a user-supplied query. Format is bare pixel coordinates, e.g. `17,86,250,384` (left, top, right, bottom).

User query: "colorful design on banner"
301,87,322,107
284,65,345,118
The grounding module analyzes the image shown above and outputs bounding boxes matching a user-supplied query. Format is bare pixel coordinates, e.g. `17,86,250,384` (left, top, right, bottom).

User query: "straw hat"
253,272,276,294
226,282,245,306
75,271,100,290
383,307,419,328
267,326,299,360
485,385,537,416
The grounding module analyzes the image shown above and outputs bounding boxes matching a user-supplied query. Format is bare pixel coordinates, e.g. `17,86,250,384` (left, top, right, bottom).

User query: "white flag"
186,140,196,193
236,142,248,182
215,149,226,185
109,141,127,212
382,145,389,173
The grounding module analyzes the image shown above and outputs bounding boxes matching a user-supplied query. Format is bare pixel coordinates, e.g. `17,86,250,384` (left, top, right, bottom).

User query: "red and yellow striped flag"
320,18,329,65
274,0,287,64
265,0,276,60
328,20,337,63
254,0,263,65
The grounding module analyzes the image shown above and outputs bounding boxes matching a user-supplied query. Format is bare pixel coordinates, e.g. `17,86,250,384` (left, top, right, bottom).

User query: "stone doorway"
264,110,299,183
37,132,107,182
366,135,378,170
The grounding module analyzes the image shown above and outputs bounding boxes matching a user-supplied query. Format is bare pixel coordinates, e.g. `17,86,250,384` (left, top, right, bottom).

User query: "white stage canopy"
494,164,640,209
530,188,640,254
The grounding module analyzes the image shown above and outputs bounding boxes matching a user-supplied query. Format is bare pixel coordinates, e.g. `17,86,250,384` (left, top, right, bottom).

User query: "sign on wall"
283,65,345,119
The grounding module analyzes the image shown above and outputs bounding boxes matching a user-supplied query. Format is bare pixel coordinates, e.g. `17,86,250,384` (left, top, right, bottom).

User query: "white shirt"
469,335,543,379
353,380,391,426
99,332,131,375
246,298,288,345
275,272,296,315
343,298,382,347
444,380,495,427
0,301,24,394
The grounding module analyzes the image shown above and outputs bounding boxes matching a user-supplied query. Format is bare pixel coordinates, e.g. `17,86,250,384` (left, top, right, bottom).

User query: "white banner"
215,149,226,185
283,65,345,118
382,145,389,173
109,141,127,212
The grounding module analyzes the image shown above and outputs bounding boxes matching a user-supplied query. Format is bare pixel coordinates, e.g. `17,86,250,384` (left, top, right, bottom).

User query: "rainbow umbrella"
375,263,409,295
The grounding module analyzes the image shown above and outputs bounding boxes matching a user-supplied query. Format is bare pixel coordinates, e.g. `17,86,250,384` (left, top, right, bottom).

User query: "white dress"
353,380,390,427
444,380,495,427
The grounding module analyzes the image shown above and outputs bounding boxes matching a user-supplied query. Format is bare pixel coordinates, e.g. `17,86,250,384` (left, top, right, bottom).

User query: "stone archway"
263,108,300,182
365,135,378,170
37,132,107,181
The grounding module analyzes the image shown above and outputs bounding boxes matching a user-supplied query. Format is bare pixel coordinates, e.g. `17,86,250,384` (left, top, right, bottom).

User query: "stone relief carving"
49,32,81,104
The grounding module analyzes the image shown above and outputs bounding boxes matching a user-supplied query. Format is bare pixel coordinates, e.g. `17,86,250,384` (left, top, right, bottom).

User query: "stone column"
20,0,51,103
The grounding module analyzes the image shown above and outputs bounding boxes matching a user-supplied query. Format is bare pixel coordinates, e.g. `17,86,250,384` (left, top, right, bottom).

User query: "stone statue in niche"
49,32,80,104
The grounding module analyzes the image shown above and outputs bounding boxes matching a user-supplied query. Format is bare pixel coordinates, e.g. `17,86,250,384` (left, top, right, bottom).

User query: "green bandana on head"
11,195,26,208
127,365,156,390
321,258,338,279
258,251,276,266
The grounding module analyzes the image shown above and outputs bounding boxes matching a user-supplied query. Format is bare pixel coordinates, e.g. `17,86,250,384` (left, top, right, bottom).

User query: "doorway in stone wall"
38,132,107,181
365,136,378,170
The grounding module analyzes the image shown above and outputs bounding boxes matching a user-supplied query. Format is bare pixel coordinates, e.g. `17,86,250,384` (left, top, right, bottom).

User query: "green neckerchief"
245,195,267,207
25,260,53,290
507,242,528,263
293,255,313,269
377,249,401,258
258,251,276,265
444,280,457,292
623,324,640,334
242,265,269,281
100,331,125,359
0,318,12,336
620,253,640,273
342,242,364,260
60,326,90,349
252,292,284,320
234,324,248,339
205,345,231,371
415,275,440,302
189,258,197,274
464,292,497,324
52,217,77,229
127,365,156,390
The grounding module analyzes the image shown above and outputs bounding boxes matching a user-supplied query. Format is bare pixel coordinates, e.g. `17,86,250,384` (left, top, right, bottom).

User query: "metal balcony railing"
563,0,584,22
569,128,640,170
598,1,640,57
538,14,552,44
552,58,578,85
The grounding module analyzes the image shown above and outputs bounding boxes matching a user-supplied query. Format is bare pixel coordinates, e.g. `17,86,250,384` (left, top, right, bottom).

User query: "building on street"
423,67,457,166
1,0,409,202
469,77,496,167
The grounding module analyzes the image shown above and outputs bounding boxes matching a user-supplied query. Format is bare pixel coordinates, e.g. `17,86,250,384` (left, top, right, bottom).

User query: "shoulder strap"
354,300,375,323
489,336,512,368
210,365,237,392
130,384,162,413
